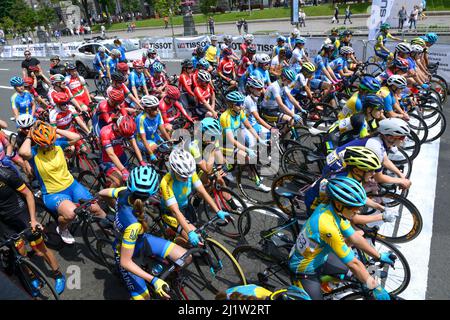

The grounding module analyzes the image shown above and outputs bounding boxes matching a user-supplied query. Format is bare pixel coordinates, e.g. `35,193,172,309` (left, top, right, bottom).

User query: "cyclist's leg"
114,249,150,300
42,192,74,230
289,251,324,300
141,233,191,265
69,179,106,218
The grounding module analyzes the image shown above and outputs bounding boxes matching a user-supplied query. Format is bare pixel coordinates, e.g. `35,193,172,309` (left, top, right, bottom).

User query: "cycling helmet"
378,118,410,136
285,49,293,59
31,121,56,147
247,45,257,54
141,95,160,108
411,37,426,47
425,32,438,44
197,58,211,70
223,35,233,43
277,35,286,42
108,88,125,103
387,75,408,89
301,62,316,73
410,44,424,54
226,91,245,104
330,27,339,34
117,62,129,72
326,176,367,207
166,85,181,100
201,118,222,136
281,68,296,82
50,55,60,61
244,34,254,42
343,146,382,172
153,62,164,73
395,42,411,54
222,47,233,56
23,77,34,87
359,76,381,93
111,71,126,83
111,49,121,56
197,69,211,83
181,58,193,69
322,43,335,52
380,23,390,30
53,92,70,105
133,60,144,68
98,46,106,53
116,115,136,138
340,46,354,55
50,74,65,85
246,75,265,89
147,48,157,55
210,35,218,41
391,57,409,72
66,62,77,70
256,53,271,64
363,94,384,110
169,148,196,179
340,30,353,37
16,114,35,128
127,166,160,197
295,37,306,45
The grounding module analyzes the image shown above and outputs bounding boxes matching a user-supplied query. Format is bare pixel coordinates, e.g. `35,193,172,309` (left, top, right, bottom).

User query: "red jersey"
106,83,131,97
240,43,249,55
95,100,127,128
49,105,78,130
179,72,195,97
218,58,235,77
237,56,252,77
47,87,73,107
148,73,167,90
159,96,193,124
100,123,128,163
193,84,214,105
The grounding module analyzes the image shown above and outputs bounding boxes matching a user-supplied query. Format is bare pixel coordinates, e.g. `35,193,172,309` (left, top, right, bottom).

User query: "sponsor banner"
141,37,175,59
174,35,209,58
46,43,63,57
10,44,47,57
12,45,30,57
0,45,12,58
61,41,83,57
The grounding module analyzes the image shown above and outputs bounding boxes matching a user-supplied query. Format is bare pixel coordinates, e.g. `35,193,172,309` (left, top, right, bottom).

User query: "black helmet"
66,62,77,70
111,72,126,83
181,58,193,69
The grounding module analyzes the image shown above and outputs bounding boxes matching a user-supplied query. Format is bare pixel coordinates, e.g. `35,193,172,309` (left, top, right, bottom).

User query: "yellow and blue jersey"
289,203,355,275
220,109,247,135
135,111,162,143
204,44,219,63
226,284,273,300
160,172,202,209
30,138,74,194
377,86,396,113
338,92,363,120
10,91,34,116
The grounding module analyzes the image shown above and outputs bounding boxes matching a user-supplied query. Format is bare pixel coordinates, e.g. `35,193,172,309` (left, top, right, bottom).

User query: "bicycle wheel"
407,112,428,144
271,172,315,218
172,272,207,300
387,147,412,179
402,130,421,161
238,205,298,247
363,193,423,243
17,257,59,300
233,245,292,291
200,186,248,239
281,145,322,175
96,238,119,275
430,79,447,103
235,165,274,205
423,106,446,142
364,63,384,77
81,216,115,262
191,237,246,294
77,170,104,194
431,74,449,94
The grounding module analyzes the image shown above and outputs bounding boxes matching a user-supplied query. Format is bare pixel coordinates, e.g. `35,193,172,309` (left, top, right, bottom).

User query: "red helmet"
116,115,136,138
132,60,144,68
53,92,70,105
166,85,180,100
117,62,129,72
24,77,34,87
108,89,125,103
222,47,233,56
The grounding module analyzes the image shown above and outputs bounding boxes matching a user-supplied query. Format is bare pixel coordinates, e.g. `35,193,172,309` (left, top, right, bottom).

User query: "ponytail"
132,198,149,232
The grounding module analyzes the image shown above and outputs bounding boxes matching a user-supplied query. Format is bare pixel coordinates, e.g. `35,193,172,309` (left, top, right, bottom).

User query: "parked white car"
70,38,145,78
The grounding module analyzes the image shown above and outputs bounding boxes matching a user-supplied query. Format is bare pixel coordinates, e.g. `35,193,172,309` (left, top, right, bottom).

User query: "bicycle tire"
17,257,60,300
191,237,247,295
430,79,447,103
387,147,412,179
96,238,119,276
407,112,428,144
402,130,421,161
423,106,446,142
235,165,274,205
81,217,114,262
431,74,449,94
77,170,105,194
281,145,322,175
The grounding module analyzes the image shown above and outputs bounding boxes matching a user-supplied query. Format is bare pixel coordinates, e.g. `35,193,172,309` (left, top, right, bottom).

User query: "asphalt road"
0,58,449,300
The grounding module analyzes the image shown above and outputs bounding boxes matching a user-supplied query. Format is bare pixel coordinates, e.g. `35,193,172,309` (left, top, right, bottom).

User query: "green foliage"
35,5,58,29
154,0,181,17
122,0,141,12
199,0,218,16
0,0,15,21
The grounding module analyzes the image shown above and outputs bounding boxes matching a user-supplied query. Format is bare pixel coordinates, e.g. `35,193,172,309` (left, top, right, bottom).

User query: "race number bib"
295,228,317,255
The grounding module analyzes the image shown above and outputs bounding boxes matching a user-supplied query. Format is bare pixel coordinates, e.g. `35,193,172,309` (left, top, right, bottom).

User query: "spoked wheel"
235,165,275,205
387,148,412,179
281,145,322,175
407,112,428,144
17,257,60,300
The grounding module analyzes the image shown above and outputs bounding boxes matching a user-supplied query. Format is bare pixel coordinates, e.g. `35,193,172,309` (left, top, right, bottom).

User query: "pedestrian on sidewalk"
398,6,407,30
164,16,169,29
344,5,352,24
332,5,339,24
243,19,248,34
236,19,243,35
409,6,419,30
101,24,106,37
208,16,215,35
299,9,306,27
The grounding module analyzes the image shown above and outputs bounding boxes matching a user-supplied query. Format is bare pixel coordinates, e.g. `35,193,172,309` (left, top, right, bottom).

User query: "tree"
11,0,37,34
35,5,57,31
122,0,140,13
154,0,181,17
0,0,15,21
199,0,218,16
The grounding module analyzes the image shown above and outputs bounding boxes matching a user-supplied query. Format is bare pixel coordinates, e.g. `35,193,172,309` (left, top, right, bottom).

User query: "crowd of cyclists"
0,23,447,301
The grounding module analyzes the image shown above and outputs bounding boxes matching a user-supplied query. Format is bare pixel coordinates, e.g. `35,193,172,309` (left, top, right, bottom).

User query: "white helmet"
197,69,211,82
291,28,300,37
410,44,424,53
141,95,159,108
223,35,233,42
387,75,408,89
111,49,121,56
169,148,196,178
340,46,354,55
210,35,218,41
256,53,271,64
98,46,106,53
16,114,35,128
378,118,410,136
395,42,411,54
244,34,254,42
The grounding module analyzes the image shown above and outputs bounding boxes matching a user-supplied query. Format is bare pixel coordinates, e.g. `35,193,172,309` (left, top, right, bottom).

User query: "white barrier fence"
1,35,449,83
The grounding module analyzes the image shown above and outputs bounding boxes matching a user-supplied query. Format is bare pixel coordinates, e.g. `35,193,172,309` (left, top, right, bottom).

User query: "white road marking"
0,68,10,71
0,85,13,90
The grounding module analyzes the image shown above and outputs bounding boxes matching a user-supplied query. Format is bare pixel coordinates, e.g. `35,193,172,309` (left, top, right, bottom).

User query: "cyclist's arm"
30,100,36,118
383,153,407,179
243,118,260,141
326,66,339,82
179,75,195,97
39,72,51,86
69,96,83,113
56,128,81,145
17,185,38,230
105,146,127,171
139,133,157,156
174,101,193,123
22,68,28,79
286,90,304,113
225,130,246,153
195,181,221,214
158,123,171,141
18,134,32,160
131,86,139,101
169,201,197,235
74,114,90,134
252,110,273,130
346,231,381,260
275,95,295,118
10,97,19,119
126,91,142,109
129,137,144,163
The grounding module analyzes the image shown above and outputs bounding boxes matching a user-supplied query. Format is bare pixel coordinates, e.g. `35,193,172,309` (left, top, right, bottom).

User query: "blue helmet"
197,58,210,70
295,37,306,45
127,166,160,197
326,176,367,207
153,62,164,73
201,117,222,136
425,32,438,44
10,76,24,87
359,76,381,93
277,35,286,42
226,91,245,104
363,94,384,110
281,68,296,82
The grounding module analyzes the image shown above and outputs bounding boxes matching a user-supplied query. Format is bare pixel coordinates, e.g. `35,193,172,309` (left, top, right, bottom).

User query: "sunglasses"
145,106,159,111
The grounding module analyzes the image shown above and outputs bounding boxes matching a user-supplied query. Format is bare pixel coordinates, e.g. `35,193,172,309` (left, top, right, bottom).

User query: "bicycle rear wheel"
17,257,60,300
235,165,274,205
96,238,119,275
81,216,115,262
281,145,322,175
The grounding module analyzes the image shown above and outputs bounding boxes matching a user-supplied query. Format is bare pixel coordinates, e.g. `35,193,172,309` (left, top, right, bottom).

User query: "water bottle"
151,263,164,276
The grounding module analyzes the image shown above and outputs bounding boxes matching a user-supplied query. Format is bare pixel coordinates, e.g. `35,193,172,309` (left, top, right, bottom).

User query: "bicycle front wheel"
17,257,60,300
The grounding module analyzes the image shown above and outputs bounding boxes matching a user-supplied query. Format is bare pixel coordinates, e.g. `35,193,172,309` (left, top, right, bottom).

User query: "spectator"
101,24,106,37
344,5,352,25
398,6,407,30
127,22,132,33
332,5,339,24
21,50,42,79
243,19,248,34
164,16,169,29
409,6,419,30
299,9,306,27
131,21,136,32
419,1,426,20
236,19,243,35
208,16,215,35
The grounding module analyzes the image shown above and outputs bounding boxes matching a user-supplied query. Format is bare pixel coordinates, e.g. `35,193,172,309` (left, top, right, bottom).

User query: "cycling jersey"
115,45,127,62
261,81,288,111
10,92,34,116
273,45,285,57
377,86,396,112
106,83,131,98
290,47,306,64
406,57,416,71
0,166,27,218
226,285,273,300
338,92,363,120
135,111,163,145
159,98,192,125
93,52,109,70
250,67,271,85
0,133,9,160
47,87,74,107
128,71,146,89
160,172,202,209
203,44,219,64
313,54,329,79
144,56,161,76
243,95,259,127
329,57,348,78
49,105,79,130
374,32,395,52
376,69,394,84
100,123,130,163
237,56,252,77
289,203,355,275
106,56,119,73
191,56,200,69
193,84,214,105
65,75,90,106
220,109,247,135
148,73,167,90
290,73,309,96
179,72,195,96
218,58,235,78
29,138,74,194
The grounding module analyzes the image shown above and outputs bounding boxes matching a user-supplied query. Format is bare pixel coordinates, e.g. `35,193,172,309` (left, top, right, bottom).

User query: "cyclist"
191,46,205,69
378,75,410,120
410,44,430,81
216,284,311,301
93,46,109,81
113,39,127,63
270,47,289,81
217,47,238,92
289,37,309,74
93,88,129,136
237,45,256,80
159,85,194,132
394,42,425,87
48,74,85,113
290,62,316,103
49,55,66,76
143,48,162,77
312,43,340,90
272,35,287,58
376,57,409,85
289,176,394,300
329,46,355,80
99,166,190,300
10,77,36,120
160,148,231,247
179,59,196,109
193,70,217,119
135,95,171,162
338,75,381,120
374,23,402,62
106,49,121,81
192,58,213,88
250,53,272,87
18,121,106,244
65,63,92,113
148,62,168,99
107,72,143,110
420,33,438,67
287,28,300,51
128,60,149,101
240,34,254,57
8,114,35,179
0,164,66,295
203,35,220,67
220,35,239,61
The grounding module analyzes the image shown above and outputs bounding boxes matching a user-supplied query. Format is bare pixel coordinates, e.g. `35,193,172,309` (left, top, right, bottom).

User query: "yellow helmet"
343,146,381,171
411,37,426,48
301,62,316,73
